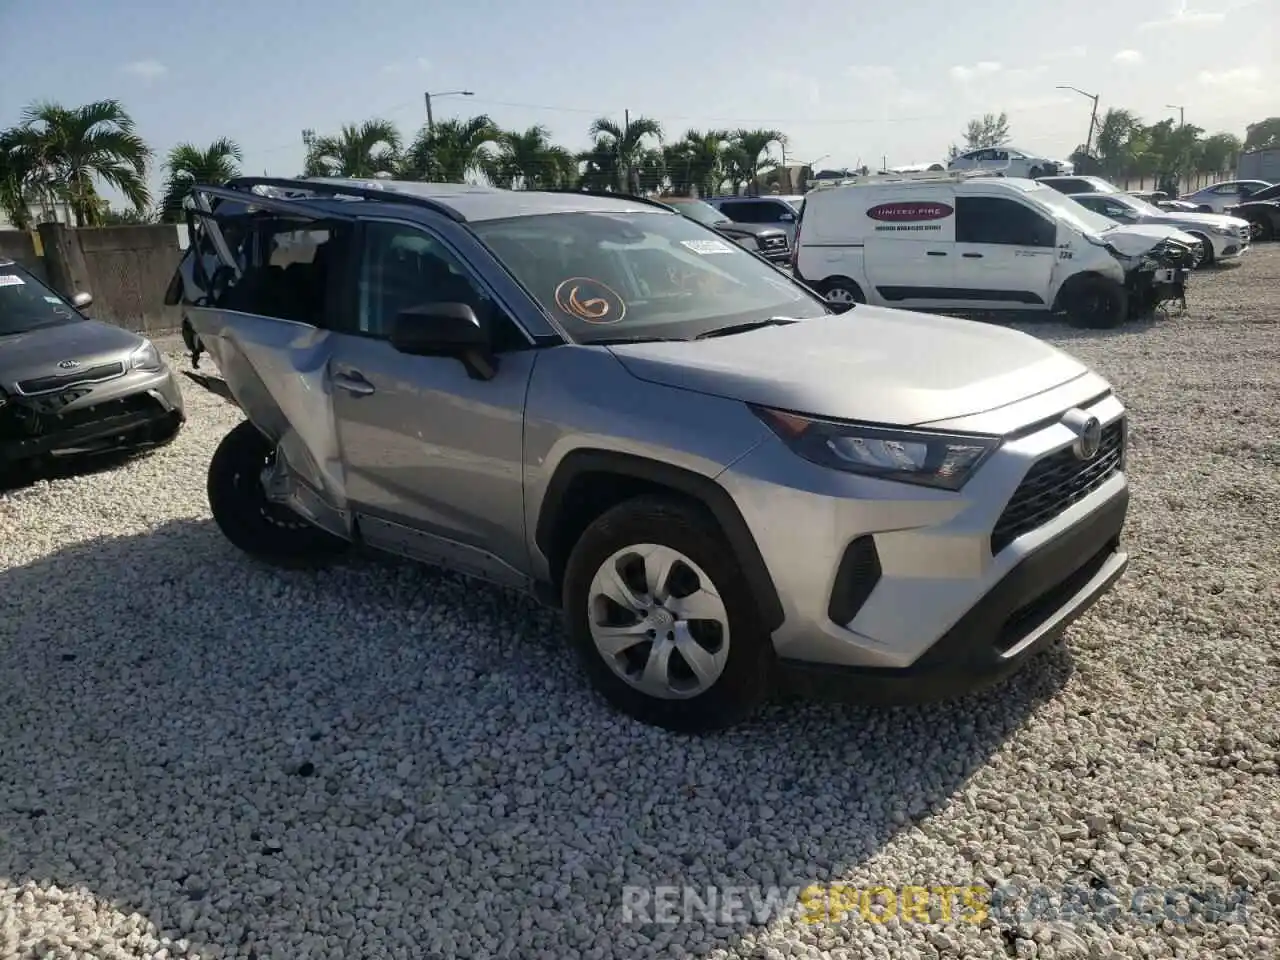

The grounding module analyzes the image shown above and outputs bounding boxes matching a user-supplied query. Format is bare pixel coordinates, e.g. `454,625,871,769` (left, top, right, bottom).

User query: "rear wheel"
820,277,866,307
207,420,348,569
1061,274,1129,329
562,496,774,732
1248,217,1273,242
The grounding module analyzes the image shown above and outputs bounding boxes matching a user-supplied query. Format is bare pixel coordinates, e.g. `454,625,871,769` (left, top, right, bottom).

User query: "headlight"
752,406,1001,490
130,339,164,372
1208,224,1234,236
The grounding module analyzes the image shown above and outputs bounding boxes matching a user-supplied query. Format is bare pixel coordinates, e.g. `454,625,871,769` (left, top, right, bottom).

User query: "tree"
963,112,1010,150
403,116,498,183
1093,108,1145,178
0,127,37,229
577,138,620,191
9,99,151,226
663,129,731,197
1195,132,1242,176
1243,117,1280,151
159,138,242,222
727,129,787,196
587,115,663,192
304,119,401,179
487,125,576,189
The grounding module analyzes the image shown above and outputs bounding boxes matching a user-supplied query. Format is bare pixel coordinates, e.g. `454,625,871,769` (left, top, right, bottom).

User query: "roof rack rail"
544,188,677,212
220,176,467,221
806,169,1010,190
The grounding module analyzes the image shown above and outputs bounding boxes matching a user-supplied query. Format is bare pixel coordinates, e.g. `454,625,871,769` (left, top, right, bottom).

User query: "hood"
606,307,1090,426
1096,223,1200,257
1145,211,1249,231
0,318,143,390
715,222,787,239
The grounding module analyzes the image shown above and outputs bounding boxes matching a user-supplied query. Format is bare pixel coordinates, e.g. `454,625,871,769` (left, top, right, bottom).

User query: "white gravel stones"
3,251,1279,959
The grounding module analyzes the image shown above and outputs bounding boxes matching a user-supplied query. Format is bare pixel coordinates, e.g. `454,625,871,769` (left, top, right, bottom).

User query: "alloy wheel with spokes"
587,543,730,700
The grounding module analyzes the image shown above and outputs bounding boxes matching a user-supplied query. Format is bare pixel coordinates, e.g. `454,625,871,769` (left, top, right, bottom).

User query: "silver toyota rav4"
173,177,1130,732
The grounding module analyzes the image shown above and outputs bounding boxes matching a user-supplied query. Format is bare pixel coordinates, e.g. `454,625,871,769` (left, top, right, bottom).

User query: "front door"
952,195,1057,308
328,218,537,588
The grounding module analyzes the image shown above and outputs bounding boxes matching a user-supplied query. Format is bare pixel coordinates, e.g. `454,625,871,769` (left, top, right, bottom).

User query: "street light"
1056,85,1101,155
424,89,474,134
1166,104,1186,126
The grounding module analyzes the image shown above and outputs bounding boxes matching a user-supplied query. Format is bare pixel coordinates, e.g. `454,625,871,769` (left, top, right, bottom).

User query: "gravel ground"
2,248,1278,960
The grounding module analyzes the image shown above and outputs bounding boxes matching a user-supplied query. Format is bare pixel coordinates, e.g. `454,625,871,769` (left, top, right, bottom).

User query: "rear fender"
186,306,350,526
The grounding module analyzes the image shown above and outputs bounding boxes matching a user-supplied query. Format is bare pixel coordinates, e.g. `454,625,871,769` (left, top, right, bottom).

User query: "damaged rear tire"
1060,274,1128,330
207,421,348,569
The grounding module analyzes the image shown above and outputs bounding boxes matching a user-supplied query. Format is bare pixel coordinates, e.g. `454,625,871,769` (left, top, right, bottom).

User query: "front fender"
186,307,349,522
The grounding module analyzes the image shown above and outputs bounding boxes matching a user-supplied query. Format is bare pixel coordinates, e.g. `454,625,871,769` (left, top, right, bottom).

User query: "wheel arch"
534,449,785,632
1051,269,1123,312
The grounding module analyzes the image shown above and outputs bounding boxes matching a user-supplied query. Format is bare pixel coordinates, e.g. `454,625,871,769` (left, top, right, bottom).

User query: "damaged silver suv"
172,177,1131,732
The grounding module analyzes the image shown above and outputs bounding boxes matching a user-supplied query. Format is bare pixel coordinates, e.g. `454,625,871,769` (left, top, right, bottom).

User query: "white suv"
948,148,1071,179
791,173,1198,329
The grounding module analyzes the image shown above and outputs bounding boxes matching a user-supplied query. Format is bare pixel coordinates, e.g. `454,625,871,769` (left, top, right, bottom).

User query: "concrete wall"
0,225,184,334
1238,149,1280,183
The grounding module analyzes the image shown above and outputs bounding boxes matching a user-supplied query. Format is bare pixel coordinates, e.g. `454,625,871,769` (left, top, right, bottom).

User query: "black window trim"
343,215,542,349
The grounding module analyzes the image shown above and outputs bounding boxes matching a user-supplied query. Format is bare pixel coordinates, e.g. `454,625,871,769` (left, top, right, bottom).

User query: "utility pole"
423,89,475,135
1057,85,1100,154
1166,104,1186,126
623,109,632,193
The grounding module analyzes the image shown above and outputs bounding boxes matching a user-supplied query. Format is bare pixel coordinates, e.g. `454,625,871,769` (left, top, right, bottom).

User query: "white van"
792,173,1199,328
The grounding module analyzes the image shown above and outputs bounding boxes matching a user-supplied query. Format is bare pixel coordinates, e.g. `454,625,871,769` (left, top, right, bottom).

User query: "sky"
0,0,1275,206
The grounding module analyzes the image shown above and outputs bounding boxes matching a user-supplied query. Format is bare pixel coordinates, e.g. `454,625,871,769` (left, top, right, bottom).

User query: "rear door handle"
926,251,947,257
962,252,984,259
332,371,375,396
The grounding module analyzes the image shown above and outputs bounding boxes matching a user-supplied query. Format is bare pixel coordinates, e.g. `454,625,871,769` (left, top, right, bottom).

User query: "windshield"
659,198,728,226
1116,195,1162,216
1023,184,1121,235
1247,183,1280,202
0,266,83,335
473,211,829,344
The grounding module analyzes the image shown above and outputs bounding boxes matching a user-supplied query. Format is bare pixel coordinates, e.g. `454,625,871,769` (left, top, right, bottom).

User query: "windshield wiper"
695,317,799,340
590,335,688,346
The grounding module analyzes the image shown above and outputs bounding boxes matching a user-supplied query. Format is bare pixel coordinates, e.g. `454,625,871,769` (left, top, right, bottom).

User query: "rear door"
324,216,537,588
952,195,1058,308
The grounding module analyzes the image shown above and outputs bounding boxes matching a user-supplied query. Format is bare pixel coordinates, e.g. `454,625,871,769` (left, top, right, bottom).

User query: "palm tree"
663,129,731,197
1093,108,1145,179
728,129,787,197
577,138,620,191
587,115,663,192
488,125,576,189
304,119,401,179
402,116,498,183
10,99,151,226
159,138,242,222
0,127,36,229
1194,133,1242,178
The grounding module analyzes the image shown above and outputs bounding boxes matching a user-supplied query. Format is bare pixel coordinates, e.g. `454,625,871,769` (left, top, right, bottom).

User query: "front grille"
17,361,126,395
991,419,1125,554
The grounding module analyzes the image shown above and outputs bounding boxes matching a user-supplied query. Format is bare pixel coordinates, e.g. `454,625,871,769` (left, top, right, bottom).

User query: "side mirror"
389,302,498,380
71,291,93,309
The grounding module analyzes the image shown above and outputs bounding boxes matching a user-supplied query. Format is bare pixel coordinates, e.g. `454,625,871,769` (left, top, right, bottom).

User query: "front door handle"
962,252,984,258
926,250,948,257
332,372,375,397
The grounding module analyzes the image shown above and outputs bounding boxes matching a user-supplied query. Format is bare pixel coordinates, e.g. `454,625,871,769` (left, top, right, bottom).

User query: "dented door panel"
185,307,350,526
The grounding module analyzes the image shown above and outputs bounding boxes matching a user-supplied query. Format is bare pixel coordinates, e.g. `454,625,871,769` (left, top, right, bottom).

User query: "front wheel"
207,420,348,569
1061,275,1129,329
1251,218,1275,242
1189,234,1215,267
562,496,774,732
1028,166,1044,179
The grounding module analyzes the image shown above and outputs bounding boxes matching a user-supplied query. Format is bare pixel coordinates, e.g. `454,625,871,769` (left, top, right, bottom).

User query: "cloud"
1113,49,1145,64
845,65,899,84
380,57,431,76
766,69,821,107
843,66,929,109
120,60,167,80
1139,1,1226,29
950,61,1002,82
1197,66,1262,85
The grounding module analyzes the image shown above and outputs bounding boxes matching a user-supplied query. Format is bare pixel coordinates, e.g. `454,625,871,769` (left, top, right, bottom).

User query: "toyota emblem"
56,359,80,370
1073,416,1103,461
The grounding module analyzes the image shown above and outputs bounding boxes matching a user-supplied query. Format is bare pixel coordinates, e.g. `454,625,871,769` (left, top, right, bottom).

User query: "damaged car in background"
1069,192,1252,266
1,259,184,477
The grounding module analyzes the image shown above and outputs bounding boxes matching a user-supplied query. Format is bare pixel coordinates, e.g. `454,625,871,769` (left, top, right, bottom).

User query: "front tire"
207,420,347,569
820,277,866,307
1028,166,1044,179
1061,274,1129,329
1189,233,1215,267
562,496,774,732
1251,217,1275,242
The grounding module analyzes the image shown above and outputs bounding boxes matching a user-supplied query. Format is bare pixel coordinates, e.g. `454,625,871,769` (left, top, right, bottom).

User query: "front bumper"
719,387,1130,699
1,365,185,463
